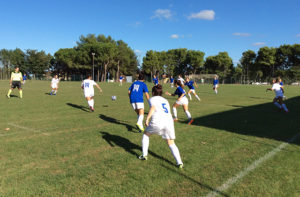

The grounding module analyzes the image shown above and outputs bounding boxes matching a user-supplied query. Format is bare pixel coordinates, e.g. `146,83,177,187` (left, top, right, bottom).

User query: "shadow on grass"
100,131,174,166
66,103,90,112
193,96,300,145
160,164,229,197
45,93,51,95
99,114,137,133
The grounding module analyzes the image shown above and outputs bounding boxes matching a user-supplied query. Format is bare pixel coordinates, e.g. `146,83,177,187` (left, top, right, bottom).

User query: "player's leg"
187,90,192,100
7,87,13,98
136,106,145,132
193,90,201,101
172,103,180,121
139,131,151,160
278,97,289,112
86,96,94,111
183,104,193,124
18,87,23,98
166,139,183,168
54,88,58,95
273,97,282,109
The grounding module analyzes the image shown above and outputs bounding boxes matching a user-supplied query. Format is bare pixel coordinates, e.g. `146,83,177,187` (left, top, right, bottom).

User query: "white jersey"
146,96,175,139
178,77,185,85
82,79,97,97
51,78,59,88
272,83,283,97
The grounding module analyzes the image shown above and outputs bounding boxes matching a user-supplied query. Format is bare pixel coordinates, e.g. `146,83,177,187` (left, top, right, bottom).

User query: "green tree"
240,50,256,83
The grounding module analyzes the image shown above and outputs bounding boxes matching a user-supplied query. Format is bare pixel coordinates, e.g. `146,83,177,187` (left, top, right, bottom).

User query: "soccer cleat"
136,123,144,133
138,155,147,160
188,119,194,125
50,92,52,95
177,164,184,169
6,94,10,98
89,106,95,112
173,118,178,122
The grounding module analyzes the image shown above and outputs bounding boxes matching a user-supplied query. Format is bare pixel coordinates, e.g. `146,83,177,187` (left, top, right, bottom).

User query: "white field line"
7,123,50,136
206,132,300,197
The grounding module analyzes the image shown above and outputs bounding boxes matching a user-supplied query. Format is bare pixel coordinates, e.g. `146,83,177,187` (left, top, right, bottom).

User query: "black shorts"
11,81,22,89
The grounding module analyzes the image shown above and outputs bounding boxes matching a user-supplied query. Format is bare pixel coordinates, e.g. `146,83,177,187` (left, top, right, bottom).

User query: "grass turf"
0,80,299,196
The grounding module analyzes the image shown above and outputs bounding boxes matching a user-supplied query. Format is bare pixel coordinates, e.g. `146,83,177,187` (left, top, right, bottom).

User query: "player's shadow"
193,96,300,145
66,103,90,112
99,114,137,133
8,95,19,98
100,131,175,166
45,93,51,95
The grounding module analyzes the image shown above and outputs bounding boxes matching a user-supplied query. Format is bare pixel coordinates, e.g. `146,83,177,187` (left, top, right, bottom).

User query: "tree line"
0,34,299,83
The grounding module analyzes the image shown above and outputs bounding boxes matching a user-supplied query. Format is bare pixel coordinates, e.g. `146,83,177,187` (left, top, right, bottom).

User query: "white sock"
173,107,177,118
185,110,191,119
137,115,144,126
274,102,282,109
91,99,94,108
282,104,288,112
188,93,192,100
54,90,57,94
195,95,201,101
142,134,149,157
88,100,92,107
169,143,183,165
215,89,218,94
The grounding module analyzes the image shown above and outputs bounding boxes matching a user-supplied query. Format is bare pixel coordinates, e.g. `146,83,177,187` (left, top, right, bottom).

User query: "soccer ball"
111,96,117,101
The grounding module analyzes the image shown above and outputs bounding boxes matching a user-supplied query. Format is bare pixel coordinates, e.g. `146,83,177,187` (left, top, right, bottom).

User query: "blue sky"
0,0,299,64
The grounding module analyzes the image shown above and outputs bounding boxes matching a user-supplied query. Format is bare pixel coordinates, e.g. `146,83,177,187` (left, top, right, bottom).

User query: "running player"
119,75,124,86
81,75,103,112
22,73,27,85
165,80,193,125
153,75,159,86
128,74,150,132
213,75,219,94
7,67,23,98
177,75,185,86
266,78,289,113
138,84,183,168
185,77,201,101
278,77,287,100
50,75,60,95
170,75,174,88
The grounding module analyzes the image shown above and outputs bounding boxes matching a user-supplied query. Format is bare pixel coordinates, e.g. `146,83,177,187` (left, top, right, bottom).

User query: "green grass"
0,80,299,197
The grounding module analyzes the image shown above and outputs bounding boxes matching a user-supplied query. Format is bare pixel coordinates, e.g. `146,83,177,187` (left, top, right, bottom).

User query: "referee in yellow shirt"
7,67,23,98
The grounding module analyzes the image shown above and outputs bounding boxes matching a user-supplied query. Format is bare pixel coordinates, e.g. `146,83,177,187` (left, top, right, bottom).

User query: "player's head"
272,78,278,83
175,80,181,87
138,74,144,81
54,74,58,78
87,75,92,79
186,77,190,82
15,67,19,72
152,84,163,96
278,77,282,82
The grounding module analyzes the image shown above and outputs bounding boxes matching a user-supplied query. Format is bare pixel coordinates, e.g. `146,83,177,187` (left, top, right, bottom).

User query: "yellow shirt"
11,72,23,81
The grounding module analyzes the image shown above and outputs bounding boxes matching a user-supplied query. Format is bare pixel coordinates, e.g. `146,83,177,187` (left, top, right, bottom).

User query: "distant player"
266,78,289,113
165,80,193,125
185,77,201,101
119,75,124,86
170,75,174,88
7,67,23,98
278,77,287,100
177,75,185,86
128,74,150,132
81,75,103,112
153,75,159,86
50,75,60,95
22,73,27,85
213,75,219,94
138,84,183,168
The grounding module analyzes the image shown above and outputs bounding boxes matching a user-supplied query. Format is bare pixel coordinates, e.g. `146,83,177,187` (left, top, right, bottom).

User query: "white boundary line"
8,123,50,135
206,132,300,197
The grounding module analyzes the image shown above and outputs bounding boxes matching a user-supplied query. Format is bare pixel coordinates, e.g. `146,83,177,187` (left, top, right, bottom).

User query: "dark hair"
138,74,144,80
175,80,181,86
152,84,163,96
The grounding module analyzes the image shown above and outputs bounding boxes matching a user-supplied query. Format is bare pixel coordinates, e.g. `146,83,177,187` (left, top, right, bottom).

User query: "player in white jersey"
266,78,289,113
50,75,60,95
81,75,103,112
138,84,184,168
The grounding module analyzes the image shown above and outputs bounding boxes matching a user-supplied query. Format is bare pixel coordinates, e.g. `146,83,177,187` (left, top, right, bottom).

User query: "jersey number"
162,103,168,113
85,83,89,88
133,84,140,92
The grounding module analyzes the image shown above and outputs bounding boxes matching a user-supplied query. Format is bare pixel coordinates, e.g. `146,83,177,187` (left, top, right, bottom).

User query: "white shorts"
84,91,94,98
146,120,175,140
213,84,219,89
119,80,123,82
131,102,144,110
52,84,58,89
189,89,195,93
175,97,189,105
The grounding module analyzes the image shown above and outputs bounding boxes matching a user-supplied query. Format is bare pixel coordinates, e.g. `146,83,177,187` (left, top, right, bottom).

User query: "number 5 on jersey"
162,103,168,113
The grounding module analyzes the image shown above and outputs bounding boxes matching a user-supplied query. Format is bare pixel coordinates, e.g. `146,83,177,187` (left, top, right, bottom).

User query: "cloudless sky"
0,0,299,64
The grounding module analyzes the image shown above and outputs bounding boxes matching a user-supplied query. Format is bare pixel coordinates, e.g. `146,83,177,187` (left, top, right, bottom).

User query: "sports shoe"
173,118,178,122
177,164,184,169
138,155,147,160
89,106,95,112
136,123,144,133
188,119,194,125
50,92,52,95
6,94,10,98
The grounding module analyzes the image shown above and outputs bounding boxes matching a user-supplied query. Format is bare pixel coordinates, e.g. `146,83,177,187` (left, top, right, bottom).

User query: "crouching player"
81,75,102,112
266,78,289,113
139,84,184,168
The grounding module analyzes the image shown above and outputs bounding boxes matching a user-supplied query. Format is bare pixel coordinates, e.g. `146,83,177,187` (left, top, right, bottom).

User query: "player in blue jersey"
185,77,201,101
213,75,219,94
278,77,287,100
128,74,150,132
153,75,159,86
165,80,193,125
170,76,174,88
119,75,124,86
22,73,27,85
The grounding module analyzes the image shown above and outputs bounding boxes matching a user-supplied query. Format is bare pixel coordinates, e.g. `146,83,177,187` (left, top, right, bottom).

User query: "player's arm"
165,91,175,96
96,84,102,92
266,88,273,92
194,81,198,88
9,74,13,85
145,105,156,127
81,82,84,89
145,92,150,100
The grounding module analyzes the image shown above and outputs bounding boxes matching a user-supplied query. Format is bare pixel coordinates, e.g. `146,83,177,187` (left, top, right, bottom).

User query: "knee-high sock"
188,93,192,100
169,143,183,165
215,89,218,94
7,89,12,96
281,104,288,112
173,107,177,118
19,90,23,98
137,115,144,126
185,110,191,119
91,99,94,108
142,134,149,156
274,102,282,109
88,100,93,107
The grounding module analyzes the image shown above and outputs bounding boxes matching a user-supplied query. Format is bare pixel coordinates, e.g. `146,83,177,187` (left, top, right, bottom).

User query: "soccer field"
0,80,299,197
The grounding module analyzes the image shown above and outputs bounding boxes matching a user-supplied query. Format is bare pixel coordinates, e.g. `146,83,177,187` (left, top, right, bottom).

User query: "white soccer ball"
111,96,117,101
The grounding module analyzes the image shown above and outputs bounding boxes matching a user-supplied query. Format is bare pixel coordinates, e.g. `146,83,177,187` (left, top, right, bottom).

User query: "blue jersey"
23,75,27,80
174,86,186,98
280,82,283,86
170,78,174,83
213,79,219,85
153,77,159,85
119,76,124,80
128,81,149,103
185,81,195,90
